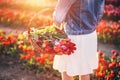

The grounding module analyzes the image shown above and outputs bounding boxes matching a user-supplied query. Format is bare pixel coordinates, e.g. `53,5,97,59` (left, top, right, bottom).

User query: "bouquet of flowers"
28,24,76,55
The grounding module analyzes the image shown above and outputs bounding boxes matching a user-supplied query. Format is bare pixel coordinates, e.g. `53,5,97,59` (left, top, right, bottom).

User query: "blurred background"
0,0,120,80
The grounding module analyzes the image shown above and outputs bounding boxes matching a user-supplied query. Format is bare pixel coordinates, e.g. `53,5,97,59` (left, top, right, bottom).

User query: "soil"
98,41,120,57
0,26,61,80
0,55,61,80
0,26,120,80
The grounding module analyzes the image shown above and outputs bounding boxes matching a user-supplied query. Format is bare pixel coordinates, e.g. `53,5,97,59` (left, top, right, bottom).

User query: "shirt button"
78,32,81,35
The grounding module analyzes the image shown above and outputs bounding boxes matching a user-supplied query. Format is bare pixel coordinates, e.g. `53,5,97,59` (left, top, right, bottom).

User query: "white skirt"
53,31,98,76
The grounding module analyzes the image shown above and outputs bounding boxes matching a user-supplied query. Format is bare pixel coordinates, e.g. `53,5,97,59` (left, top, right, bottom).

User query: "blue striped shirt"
53,0,76,24
53,0,105,35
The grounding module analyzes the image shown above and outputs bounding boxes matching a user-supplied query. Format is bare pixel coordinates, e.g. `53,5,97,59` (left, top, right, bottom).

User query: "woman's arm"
53,0,77,24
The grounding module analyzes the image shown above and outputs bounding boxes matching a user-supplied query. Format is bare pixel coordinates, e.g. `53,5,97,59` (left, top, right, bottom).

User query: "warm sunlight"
25,0,46,6
16,0,56,7
0,0,120,80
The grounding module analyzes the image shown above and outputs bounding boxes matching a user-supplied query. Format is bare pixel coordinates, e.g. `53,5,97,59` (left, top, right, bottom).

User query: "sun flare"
15,0,56,8
25,0,46,6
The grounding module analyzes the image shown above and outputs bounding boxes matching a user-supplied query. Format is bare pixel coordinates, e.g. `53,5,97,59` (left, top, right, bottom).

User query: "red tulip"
0,36,4,41
18,44,23,49
2,41,10,46
117,62,120,67
26,54,31,60
36,57,41,62
111,55,116,59
109,62,116,68
98,51,104,56
36,40,42,45
111,50,117,54
109,73,114,78
118,71,120,75
39,58,45,64
21,55,26,60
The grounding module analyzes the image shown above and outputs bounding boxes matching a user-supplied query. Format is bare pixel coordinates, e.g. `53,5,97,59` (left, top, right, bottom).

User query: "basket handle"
27,8,53,38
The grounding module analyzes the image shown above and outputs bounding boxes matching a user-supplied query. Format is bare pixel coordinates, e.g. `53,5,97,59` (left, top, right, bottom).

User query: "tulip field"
0,0,120,80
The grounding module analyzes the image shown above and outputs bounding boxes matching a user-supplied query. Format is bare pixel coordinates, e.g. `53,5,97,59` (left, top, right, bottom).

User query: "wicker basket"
27,9,76,55
27,12,66,54
28,26,66,54
27,9,52,53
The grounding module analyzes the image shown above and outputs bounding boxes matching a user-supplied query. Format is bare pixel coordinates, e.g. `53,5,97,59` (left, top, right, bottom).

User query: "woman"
53,0,105,80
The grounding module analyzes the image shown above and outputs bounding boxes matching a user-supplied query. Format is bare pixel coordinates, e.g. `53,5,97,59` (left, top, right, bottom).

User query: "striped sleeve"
53,0,77,24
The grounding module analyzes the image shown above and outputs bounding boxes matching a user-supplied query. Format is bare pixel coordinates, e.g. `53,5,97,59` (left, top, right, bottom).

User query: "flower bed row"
0,0,55,16
97,20,120,46
104,4,120,16
103,0,120,21
106,0,119,2
0,29,120,80
0,8,53,27
94,50,120,80
0,3,120,29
